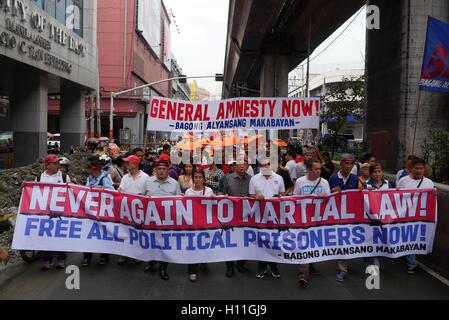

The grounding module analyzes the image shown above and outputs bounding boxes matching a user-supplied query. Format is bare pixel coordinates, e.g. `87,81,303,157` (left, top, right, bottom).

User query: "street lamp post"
109,75,223,140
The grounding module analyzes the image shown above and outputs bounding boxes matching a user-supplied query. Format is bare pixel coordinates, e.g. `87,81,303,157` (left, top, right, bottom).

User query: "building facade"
0,0,98,167
170,55,190,101
97,0,171,148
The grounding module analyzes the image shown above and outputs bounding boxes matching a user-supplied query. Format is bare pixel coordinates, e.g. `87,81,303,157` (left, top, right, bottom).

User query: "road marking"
417,262,449,287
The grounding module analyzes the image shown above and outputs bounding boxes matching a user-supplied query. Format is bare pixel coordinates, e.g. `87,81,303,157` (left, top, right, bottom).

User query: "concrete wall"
366,0,449,171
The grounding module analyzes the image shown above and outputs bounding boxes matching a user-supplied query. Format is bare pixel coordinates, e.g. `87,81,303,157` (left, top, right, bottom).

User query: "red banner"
19,183,437,230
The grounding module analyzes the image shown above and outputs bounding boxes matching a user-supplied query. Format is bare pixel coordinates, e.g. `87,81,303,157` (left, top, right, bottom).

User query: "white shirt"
36,171,71,184
119,170,151,195
294,176,331,196
185,187,214,197
247,165,254,177
249,172,285,199
396,169,408,186
351,164,359,176
285,160,297,180
398,176,435,190
295,162,307,179
365,179,390,190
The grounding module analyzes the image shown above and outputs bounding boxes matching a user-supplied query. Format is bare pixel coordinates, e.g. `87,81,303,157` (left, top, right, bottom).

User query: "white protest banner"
146,97,321,132
13,183,437,264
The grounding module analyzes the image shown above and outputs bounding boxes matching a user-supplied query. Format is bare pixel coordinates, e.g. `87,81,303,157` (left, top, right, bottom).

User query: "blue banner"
420,17,449,93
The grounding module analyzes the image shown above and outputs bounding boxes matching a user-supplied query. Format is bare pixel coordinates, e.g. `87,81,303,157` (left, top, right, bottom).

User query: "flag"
420,17,449,93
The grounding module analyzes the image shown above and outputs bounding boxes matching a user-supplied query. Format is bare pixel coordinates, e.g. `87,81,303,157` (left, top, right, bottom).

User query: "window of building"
32,0,44,10
66,0,83,37
45,0,56,17
32,0,84,38
56,0,66,25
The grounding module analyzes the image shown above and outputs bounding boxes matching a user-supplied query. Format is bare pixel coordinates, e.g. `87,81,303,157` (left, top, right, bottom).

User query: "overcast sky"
163,1,366,99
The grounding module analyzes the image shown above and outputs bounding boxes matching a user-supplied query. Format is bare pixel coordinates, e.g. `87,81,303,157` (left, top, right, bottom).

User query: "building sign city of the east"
0,0,86,74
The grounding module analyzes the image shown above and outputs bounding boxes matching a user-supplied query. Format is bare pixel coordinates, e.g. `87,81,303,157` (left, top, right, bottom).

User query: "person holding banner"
144,157,182,281
185,169,215,282
329,154,359,283
82,156,115,267
117,155,152,265
294,158,331,287
222,159,251,278
37,155,71,270
362,163,390,270
250,159,286,279
398,157,437,275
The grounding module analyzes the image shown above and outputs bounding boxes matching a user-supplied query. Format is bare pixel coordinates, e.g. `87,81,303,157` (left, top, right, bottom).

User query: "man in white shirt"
37,155,71,270
36,155,71,184
249,159,286,279
117,155,151,266
396,155,417,186
397,157,437,275
283,150,298,181
294,158,331,287
118,155,152,196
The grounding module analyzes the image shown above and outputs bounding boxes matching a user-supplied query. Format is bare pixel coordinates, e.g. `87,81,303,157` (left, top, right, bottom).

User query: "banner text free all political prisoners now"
146,97,321,132
12,183,437,264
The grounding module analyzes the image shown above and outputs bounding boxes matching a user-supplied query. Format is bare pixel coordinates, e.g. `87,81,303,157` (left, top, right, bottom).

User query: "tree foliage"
321,75,365,155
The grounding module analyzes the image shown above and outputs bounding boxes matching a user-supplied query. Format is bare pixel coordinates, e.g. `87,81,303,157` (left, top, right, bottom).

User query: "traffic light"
179,75,187,84
215,73,224,82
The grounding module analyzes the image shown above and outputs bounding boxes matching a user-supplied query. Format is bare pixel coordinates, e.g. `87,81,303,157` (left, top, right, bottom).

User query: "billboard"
137,0,161,58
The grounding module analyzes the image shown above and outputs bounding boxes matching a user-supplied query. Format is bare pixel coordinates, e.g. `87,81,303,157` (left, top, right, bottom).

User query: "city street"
1,254,448,300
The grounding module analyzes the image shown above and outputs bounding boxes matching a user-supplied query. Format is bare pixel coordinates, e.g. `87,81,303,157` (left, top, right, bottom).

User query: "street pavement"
1,253,449,300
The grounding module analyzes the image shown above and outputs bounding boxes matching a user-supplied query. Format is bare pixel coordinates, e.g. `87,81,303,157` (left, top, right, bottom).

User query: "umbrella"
209,136,237,148
272,139,288,147
245,134,266,145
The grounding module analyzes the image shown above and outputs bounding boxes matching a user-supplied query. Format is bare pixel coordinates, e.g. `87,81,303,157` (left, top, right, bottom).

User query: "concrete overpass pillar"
10,73,48,166
260,55,289,97
366,0,449,170
60,84,86,153
260,55,290,140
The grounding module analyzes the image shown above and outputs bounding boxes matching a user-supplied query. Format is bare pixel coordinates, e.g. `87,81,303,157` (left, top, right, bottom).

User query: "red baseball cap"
158,153,171,162
123,155,141,165
45,155,61,164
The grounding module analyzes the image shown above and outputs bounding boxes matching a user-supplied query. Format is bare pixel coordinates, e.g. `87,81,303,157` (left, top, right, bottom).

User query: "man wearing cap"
36,155,71,270
158,153,182,181
82,156,115,267
118,155,152,196
249,158,286,279
144,157,182,281
117,155,152,265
